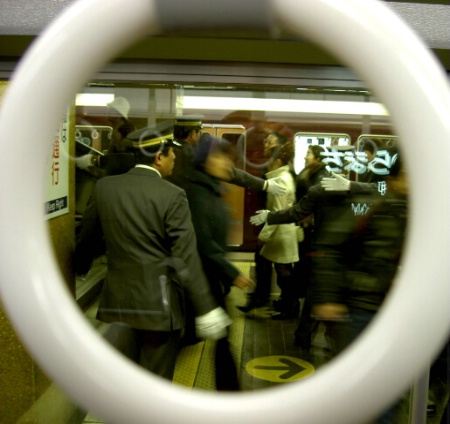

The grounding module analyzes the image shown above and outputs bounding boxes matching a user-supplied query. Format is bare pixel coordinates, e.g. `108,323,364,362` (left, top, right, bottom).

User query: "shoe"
236,297,268,313
271,302,300,320
294,336,311,349
272,298,287,312
272,311,296,320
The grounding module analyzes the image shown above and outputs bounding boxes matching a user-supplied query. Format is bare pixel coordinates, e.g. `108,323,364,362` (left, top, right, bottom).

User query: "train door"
202,124,246,248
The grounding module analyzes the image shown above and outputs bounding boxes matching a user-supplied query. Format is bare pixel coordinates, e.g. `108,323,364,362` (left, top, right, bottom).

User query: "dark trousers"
215,336,240,391
253,249,298,309
293,228,313,299
105,323,182,381
294,294,319,348
252,248,273,303
274,262,298,306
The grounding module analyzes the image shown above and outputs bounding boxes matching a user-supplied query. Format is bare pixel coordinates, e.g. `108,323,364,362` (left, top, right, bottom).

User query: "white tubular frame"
0,0,449,423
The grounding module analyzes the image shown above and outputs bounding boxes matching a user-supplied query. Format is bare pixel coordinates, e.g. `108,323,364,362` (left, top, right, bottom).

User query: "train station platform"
78,253,448,424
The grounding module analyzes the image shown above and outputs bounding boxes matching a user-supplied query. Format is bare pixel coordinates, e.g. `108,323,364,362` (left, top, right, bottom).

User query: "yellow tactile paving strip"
172,341,205,388
172,261,252,390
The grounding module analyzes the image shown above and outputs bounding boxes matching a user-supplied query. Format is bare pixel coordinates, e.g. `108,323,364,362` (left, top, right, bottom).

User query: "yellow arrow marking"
245,355,315,383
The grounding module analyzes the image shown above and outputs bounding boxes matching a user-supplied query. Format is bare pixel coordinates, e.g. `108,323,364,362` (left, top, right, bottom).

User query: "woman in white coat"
239,142,300,319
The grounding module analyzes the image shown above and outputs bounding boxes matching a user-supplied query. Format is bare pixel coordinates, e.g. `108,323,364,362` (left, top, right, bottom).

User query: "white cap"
107,97,130,119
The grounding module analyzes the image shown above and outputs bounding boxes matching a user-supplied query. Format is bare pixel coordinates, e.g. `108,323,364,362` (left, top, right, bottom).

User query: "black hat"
174,115,204,129
127,121,180,152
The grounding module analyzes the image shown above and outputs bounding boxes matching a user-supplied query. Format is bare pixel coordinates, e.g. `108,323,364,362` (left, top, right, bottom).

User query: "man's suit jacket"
76,166,216,331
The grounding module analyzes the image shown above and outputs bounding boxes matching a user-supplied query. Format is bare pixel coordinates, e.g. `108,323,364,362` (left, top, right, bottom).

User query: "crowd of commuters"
75,101,415,402
249,145,411,423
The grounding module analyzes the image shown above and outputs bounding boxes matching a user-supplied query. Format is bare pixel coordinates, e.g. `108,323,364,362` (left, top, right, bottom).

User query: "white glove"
249,210,269,226
195,307,232,340
266,177,286,196
75,154,94,170
321,172,350,191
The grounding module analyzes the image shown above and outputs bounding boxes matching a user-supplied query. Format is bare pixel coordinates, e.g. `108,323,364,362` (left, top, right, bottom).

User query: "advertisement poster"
45,112,70,219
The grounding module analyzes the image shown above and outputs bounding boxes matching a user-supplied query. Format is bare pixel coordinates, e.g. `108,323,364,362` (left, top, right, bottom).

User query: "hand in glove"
75,154,94,170
266,177,286,196
249,210,269,226
321,172,350,191
195,307,232,340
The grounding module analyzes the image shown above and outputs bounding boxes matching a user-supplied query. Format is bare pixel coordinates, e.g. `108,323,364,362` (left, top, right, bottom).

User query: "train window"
293,132,351,175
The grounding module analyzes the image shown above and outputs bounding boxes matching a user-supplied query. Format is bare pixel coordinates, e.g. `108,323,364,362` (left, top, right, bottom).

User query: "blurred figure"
75,123,230,381
184,133,254,391
312,149,407,351
293,145,331,346
312,149,407,423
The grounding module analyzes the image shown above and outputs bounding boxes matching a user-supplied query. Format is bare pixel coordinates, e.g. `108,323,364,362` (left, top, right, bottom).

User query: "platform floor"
81,254,449,424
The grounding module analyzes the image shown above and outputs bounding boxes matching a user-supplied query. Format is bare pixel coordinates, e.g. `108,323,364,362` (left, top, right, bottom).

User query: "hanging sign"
45,111,70,219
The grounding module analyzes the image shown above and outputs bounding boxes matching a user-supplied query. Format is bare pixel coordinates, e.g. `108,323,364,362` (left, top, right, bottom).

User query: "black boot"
271,300,300,320
237,295,268,313
273,297,289,312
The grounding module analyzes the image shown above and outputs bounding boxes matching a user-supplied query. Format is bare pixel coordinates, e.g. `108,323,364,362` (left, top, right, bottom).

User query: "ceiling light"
183,96,389,116
75,93,115,106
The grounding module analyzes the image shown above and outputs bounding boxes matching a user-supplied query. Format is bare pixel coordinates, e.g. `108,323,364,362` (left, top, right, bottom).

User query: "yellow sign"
245,356,315,383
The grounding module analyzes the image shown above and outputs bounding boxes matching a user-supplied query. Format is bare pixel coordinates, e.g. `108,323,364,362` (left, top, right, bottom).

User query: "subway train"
0,1,449,424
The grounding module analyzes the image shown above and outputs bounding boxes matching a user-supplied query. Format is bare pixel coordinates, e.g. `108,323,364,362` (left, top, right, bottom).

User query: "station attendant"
75,122,231,381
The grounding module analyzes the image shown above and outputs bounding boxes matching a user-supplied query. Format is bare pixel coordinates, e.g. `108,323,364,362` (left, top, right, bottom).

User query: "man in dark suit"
76,122,230,381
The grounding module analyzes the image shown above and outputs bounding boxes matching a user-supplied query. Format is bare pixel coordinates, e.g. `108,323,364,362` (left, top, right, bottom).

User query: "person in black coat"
311,150,408,424
184,133,254,391
291,145,331,339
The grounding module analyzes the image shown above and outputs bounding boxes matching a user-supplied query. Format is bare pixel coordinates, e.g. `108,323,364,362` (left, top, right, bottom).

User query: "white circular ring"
0,0,449,423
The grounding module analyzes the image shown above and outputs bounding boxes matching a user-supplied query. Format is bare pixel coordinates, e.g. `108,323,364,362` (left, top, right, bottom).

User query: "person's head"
106,97,130,127
269,141,295,171
173,115,203,146
360,139,377,162
109,121,136,153
130,121,180,177
305,145,325,168
194,133,233,180
385,146,408,197
263,131,287,157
